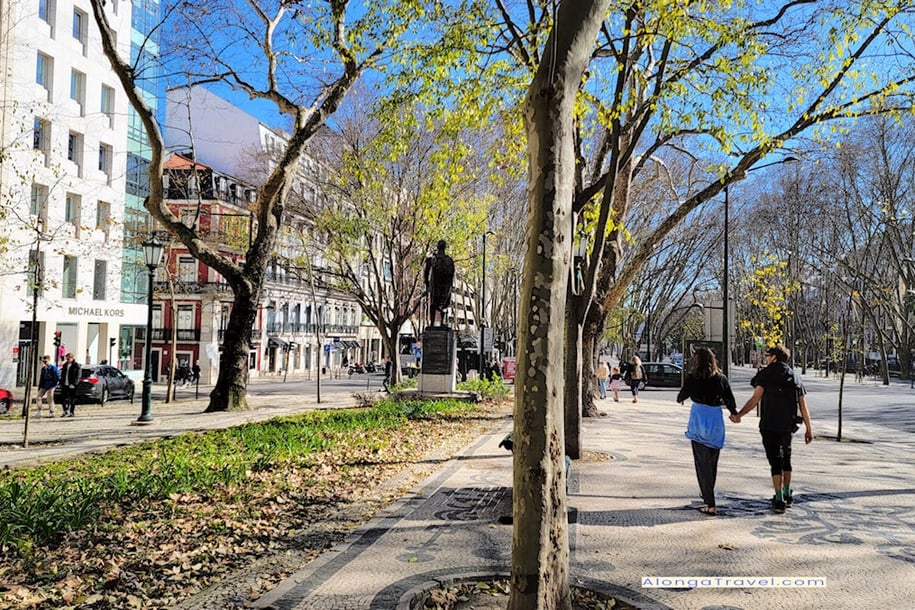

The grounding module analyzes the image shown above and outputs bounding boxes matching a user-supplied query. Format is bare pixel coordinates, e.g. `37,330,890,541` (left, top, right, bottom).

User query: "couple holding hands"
678,345,812,516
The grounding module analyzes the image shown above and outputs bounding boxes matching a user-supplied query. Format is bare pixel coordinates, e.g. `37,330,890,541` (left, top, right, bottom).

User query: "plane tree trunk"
509,1,611,607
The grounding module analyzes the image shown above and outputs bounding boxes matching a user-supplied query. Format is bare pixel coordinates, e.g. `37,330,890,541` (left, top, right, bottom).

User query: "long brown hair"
689,347,720,379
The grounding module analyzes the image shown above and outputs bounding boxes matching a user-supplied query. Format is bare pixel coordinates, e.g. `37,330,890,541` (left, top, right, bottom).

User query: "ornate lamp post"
137,234,165,424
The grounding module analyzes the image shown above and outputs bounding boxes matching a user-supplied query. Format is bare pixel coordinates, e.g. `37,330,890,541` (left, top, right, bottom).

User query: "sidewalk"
4,373,915,608
250,377,915,609
0,383,359,469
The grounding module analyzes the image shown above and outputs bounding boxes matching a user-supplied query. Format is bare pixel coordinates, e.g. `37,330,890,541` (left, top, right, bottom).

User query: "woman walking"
677,347,738,516
596,361,610,399
625,355,644,403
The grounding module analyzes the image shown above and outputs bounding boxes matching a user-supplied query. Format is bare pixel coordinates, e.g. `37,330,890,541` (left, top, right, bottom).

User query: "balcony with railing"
138,327,202,341
154,280,233,295
216,328,257,342
265,322,359,335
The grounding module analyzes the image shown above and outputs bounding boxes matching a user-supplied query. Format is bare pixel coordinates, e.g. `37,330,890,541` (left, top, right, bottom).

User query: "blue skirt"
685,402,726,449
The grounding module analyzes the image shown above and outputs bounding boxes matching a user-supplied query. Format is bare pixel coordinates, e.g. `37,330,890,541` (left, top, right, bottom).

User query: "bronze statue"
424,240,455,326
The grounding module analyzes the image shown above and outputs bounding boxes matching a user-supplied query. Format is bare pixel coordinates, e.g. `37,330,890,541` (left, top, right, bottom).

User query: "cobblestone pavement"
254,368,915,609
3,369,914,609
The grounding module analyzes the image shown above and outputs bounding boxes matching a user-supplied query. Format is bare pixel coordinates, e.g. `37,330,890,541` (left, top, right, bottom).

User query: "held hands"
729,413,741,423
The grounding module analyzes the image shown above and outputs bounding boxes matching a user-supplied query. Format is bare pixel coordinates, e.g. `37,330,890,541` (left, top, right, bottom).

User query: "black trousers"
760,429,793,476
61,387,77,414
691,441,721,508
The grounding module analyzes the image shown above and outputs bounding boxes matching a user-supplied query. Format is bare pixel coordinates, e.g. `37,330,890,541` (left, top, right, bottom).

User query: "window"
178,256,196,283
39,0,50,22
100,84,115,127
65,193,81,236
28,250,45,297
70,69,86,115
68,131,84,174
33,118,50,164
177,305,194,330
98,143,112,181
72,9,87,52
31,183,49,223
36,52,53,100
152,304,162,325
126,152,150,197
62,255,77,298
93,260,107,300
96,200,111,236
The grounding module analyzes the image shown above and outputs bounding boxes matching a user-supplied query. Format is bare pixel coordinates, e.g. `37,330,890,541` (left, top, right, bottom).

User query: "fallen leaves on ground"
0,405,509,609
421,578,636,610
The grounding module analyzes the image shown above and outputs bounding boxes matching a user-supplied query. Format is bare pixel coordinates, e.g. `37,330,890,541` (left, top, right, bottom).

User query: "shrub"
457,376,510,400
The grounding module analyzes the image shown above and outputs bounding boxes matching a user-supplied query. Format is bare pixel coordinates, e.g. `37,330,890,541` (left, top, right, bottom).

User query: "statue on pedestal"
424,239,455,327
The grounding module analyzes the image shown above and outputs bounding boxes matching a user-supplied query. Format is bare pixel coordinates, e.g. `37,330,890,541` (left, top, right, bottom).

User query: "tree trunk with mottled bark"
510,1,611,608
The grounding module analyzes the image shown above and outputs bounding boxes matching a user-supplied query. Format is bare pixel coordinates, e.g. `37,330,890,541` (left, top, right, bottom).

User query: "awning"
268,337,287,348
333,340,361,349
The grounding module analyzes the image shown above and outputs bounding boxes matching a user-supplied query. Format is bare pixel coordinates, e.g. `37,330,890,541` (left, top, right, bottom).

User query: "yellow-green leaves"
740,253,798,348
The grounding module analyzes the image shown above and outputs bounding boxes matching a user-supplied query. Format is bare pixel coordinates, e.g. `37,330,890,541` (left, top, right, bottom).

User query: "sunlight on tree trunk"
510,1,611,608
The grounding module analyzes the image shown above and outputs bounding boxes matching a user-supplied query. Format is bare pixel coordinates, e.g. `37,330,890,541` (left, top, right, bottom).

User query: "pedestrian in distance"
609,367,623,402
624,355,644,403
731,345,813,514
596,361,610,399
35,355,60,417
382,356,393,393
192,361,201,383
489,358,501,379
677,347,738,516
59,353,81,417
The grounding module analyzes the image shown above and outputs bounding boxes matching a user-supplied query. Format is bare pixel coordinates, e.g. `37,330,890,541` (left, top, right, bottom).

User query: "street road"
623,365,914,437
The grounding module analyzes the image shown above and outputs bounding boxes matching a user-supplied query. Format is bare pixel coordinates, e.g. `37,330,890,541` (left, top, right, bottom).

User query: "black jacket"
60,360,81,387
751,361,806,432
677,373,738,415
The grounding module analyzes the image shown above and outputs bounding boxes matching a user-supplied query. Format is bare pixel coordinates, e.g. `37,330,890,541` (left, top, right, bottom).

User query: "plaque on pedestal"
419,327,456,393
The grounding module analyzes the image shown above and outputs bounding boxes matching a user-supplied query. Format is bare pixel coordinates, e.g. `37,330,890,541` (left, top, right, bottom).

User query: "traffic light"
110,337,116,347
53,331,61,348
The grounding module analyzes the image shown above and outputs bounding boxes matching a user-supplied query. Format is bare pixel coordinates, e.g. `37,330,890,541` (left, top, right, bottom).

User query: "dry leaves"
0,407,508,609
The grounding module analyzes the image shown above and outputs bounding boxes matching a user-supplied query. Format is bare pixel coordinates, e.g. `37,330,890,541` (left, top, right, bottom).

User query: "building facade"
0,0,156,389
156,150,369,383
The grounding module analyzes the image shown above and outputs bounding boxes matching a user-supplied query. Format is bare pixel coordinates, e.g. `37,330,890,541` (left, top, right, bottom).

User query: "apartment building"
162,87,372,379
0,0,158,388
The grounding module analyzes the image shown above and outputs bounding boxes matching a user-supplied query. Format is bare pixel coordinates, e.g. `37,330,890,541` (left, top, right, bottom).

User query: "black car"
640,362,684,388
54,365,135,405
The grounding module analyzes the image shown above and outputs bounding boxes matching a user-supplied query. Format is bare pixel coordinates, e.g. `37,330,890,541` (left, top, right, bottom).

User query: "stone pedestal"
419,326,456,393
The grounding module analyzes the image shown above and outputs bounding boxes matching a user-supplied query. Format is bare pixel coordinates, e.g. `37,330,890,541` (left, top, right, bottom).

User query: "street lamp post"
137,234,165,424
480,230,494,375
723,184,730,376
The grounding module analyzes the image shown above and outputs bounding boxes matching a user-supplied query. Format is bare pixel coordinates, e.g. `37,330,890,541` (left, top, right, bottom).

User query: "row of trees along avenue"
87,0,915,607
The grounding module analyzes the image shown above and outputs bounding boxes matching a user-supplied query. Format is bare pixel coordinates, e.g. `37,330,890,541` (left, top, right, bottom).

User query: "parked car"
54,365,135,405
640,362,684,388
0,387,12,414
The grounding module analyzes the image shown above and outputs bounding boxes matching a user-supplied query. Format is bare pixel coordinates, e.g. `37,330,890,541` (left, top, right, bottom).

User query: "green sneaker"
771,496,786,514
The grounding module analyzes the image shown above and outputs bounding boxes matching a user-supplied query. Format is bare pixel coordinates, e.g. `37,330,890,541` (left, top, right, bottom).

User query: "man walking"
59,353,81,417
732,345,812,513
382,356,393,393
35,355,60,416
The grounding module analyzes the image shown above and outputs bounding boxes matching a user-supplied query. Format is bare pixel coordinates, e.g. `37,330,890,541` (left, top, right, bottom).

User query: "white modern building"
0,0,159,390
